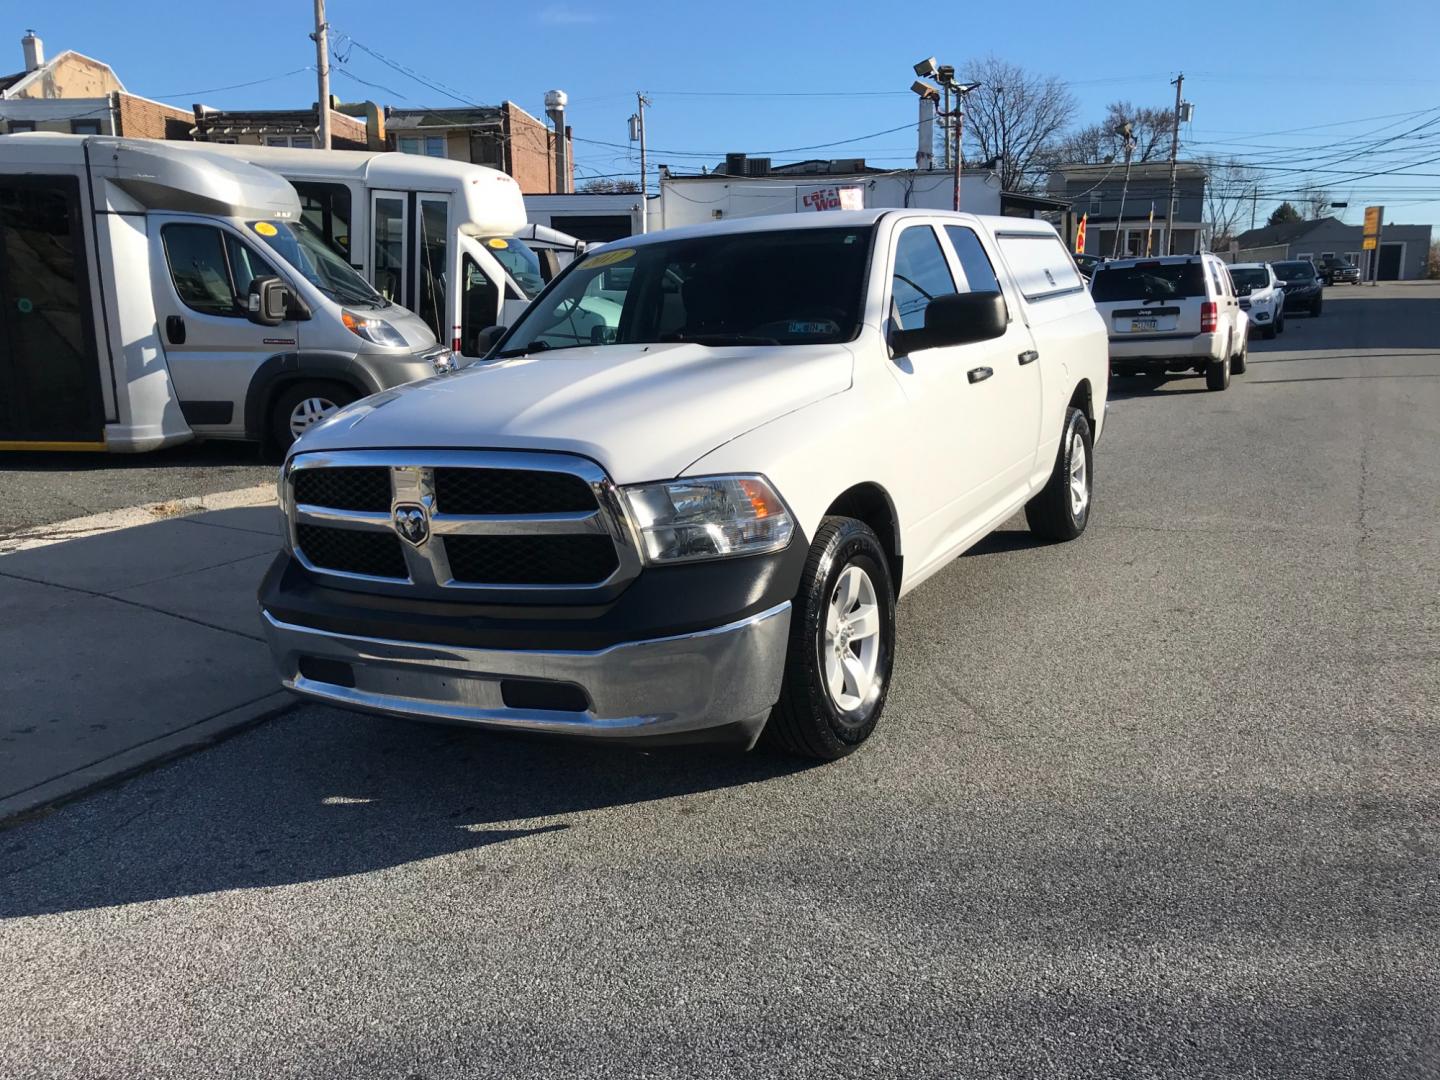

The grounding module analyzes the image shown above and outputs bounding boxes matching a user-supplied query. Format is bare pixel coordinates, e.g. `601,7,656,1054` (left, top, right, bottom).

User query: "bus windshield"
480,236,545,298
249,219,388,308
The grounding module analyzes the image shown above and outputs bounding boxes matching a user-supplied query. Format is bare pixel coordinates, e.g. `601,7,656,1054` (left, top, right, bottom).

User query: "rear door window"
1090,262,1208,302
942,225,1002,293
891,226,956,331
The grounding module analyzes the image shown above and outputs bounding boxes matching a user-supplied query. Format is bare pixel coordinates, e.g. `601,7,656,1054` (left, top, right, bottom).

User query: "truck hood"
293,342,854,483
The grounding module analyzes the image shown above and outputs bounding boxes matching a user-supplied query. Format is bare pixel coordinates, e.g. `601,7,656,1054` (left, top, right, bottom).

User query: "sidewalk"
0,489,292,823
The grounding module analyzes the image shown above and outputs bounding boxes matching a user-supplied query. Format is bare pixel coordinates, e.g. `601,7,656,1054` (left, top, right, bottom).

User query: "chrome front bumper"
261,602,792,745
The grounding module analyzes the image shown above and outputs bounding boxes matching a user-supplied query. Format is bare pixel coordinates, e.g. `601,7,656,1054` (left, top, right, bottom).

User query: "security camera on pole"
913,57,980,211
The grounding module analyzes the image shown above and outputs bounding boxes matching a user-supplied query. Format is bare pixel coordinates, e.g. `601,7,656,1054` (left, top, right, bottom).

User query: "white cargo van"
0,133,449,452
163,143,581,360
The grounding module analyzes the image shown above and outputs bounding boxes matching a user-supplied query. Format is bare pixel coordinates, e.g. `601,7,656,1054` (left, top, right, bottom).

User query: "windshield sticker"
253,221,279,237
486,237,510,249
585,248,635,269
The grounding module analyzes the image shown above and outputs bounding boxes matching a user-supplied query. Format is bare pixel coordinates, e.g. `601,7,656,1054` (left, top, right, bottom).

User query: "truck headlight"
622,475,794,563
341,310,409,347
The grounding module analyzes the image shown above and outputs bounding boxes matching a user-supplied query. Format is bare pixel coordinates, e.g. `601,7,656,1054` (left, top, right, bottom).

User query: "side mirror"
537,249,562,284
472,324,507,357
893,291,1008,354
246,276,309,326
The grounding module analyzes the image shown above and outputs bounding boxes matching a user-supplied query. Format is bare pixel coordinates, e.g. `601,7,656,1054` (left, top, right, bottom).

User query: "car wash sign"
799,185,864,212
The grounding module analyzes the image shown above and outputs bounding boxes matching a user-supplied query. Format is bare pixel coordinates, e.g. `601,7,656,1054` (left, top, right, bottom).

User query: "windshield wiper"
492,341,597,359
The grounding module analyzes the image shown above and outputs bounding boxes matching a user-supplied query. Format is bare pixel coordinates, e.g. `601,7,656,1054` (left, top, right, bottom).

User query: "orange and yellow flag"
1074,213,1087,255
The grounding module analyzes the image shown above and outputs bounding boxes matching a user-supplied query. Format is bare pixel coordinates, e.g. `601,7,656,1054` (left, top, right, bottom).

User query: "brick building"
385,103,571,193
0,32,190,139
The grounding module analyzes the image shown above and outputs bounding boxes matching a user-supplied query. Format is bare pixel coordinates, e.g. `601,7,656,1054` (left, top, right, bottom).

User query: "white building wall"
654,171,1003,232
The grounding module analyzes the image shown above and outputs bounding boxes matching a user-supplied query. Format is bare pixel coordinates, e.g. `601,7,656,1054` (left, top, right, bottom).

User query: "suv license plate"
1129,318,1158,332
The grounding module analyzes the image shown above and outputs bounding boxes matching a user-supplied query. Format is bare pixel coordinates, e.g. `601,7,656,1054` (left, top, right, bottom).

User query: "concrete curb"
0,692,296,828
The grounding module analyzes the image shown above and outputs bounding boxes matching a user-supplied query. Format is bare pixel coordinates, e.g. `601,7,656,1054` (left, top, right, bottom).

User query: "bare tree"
578,178,641,194
953,55,1077,192
1197,157,1259,249
1299,185,1332,219
1056,101,1175,165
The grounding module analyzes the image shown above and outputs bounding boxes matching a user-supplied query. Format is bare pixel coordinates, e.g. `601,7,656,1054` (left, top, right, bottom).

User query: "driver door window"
891,226,957,331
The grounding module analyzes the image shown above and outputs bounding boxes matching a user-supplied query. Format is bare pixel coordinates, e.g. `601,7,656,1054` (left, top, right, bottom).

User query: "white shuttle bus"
0,134,449,452
164,143,583,359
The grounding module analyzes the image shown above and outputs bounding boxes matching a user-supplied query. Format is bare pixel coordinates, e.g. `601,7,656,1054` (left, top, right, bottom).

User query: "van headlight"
622,475,794,563
341,310,409,347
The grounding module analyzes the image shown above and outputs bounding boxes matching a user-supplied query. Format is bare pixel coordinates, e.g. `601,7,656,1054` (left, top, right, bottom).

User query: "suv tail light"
1200,301,1217,333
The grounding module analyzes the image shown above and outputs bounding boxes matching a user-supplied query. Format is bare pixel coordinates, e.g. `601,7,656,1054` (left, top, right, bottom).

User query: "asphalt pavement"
0,440,276,535
2,281,1437,1078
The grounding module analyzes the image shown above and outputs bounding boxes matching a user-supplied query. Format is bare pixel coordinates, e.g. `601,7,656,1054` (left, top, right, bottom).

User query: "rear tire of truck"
764,517,896,761
1206,355,1231,391
1024,407,1093,543
270,381,356,450
1232,336,1248,374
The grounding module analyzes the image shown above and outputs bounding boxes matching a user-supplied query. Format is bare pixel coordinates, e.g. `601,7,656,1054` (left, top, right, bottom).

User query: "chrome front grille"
283,450,641,597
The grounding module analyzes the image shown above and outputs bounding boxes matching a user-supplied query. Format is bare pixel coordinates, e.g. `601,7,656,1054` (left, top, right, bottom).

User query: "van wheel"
271,381,356,448
1206,355,1231,391
764,517,895,761
1025,407,1093,542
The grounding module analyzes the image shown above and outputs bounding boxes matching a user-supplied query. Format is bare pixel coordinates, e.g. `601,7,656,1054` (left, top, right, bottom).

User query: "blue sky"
16,0,1440,228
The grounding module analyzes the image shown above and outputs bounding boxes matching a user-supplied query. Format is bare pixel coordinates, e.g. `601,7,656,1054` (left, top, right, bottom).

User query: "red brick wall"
114,93,193,140
503,103,569,194
328,109,369,151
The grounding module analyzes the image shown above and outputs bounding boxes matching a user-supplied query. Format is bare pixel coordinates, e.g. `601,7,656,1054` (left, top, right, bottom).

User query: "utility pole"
1163,72,1184,255
1112,124,1136,260
941,84,951,169
311,0,331,149
1251,181,1259,231
637,92,650,233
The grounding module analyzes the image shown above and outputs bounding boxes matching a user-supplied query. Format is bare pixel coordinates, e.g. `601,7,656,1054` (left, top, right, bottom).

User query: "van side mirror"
246,276,310,326
537,249,561,284
892,291,1008,354
472,324,507,357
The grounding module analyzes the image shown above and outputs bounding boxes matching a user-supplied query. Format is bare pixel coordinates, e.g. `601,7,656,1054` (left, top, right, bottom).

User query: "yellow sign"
486,237,510,249
1363,206,1382,237
1362,236,1378,251
584,247,635,269
253,221,279,237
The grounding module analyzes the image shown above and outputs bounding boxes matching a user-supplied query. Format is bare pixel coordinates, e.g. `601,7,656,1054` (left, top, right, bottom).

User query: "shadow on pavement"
0,440,270,475
1107,375,1214,400
0,711,815,917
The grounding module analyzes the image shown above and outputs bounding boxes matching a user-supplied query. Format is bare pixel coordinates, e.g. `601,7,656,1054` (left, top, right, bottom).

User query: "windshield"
480,236,545,299
1275,261,1316,280
1091,261,1208,302
497,226,873,357
1230,268,1269,290
249,219,387,308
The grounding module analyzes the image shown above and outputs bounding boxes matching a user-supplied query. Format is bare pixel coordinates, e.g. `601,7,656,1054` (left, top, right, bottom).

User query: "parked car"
1075,252,1105,280
1273,259,1324,315
1228,262,1286,339
1311,254,1361,285
259,210,1109,760
1090,253,1250,391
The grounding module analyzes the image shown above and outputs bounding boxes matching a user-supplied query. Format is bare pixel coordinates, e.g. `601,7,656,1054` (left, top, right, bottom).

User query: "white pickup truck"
259,210,1108,759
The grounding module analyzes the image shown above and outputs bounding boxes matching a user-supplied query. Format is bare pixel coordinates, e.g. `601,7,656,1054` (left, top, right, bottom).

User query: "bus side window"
292,181,352,258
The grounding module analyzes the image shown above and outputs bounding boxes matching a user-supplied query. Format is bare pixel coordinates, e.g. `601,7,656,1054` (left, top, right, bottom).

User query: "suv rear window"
1275,261,1316,280
1090,261,1208,302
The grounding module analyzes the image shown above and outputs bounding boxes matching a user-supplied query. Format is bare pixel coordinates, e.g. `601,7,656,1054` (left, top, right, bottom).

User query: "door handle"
967,366,993,384
1018,349,1039,365
165,315,186,345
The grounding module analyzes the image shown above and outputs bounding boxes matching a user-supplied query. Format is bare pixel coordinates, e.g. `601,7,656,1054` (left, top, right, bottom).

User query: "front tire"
765,518,896,761
270,380,356,450
1025,406,1094,542
1311,298,1323,316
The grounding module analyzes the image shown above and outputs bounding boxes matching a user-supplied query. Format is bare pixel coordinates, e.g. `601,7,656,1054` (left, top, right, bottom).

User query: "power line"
144,67,315,100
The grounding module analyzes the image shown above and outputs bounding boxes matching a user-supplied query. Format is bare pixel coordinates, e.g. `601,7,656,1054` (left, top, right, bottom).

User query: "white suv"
1091,253,1249,391
1228,262,1286,339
